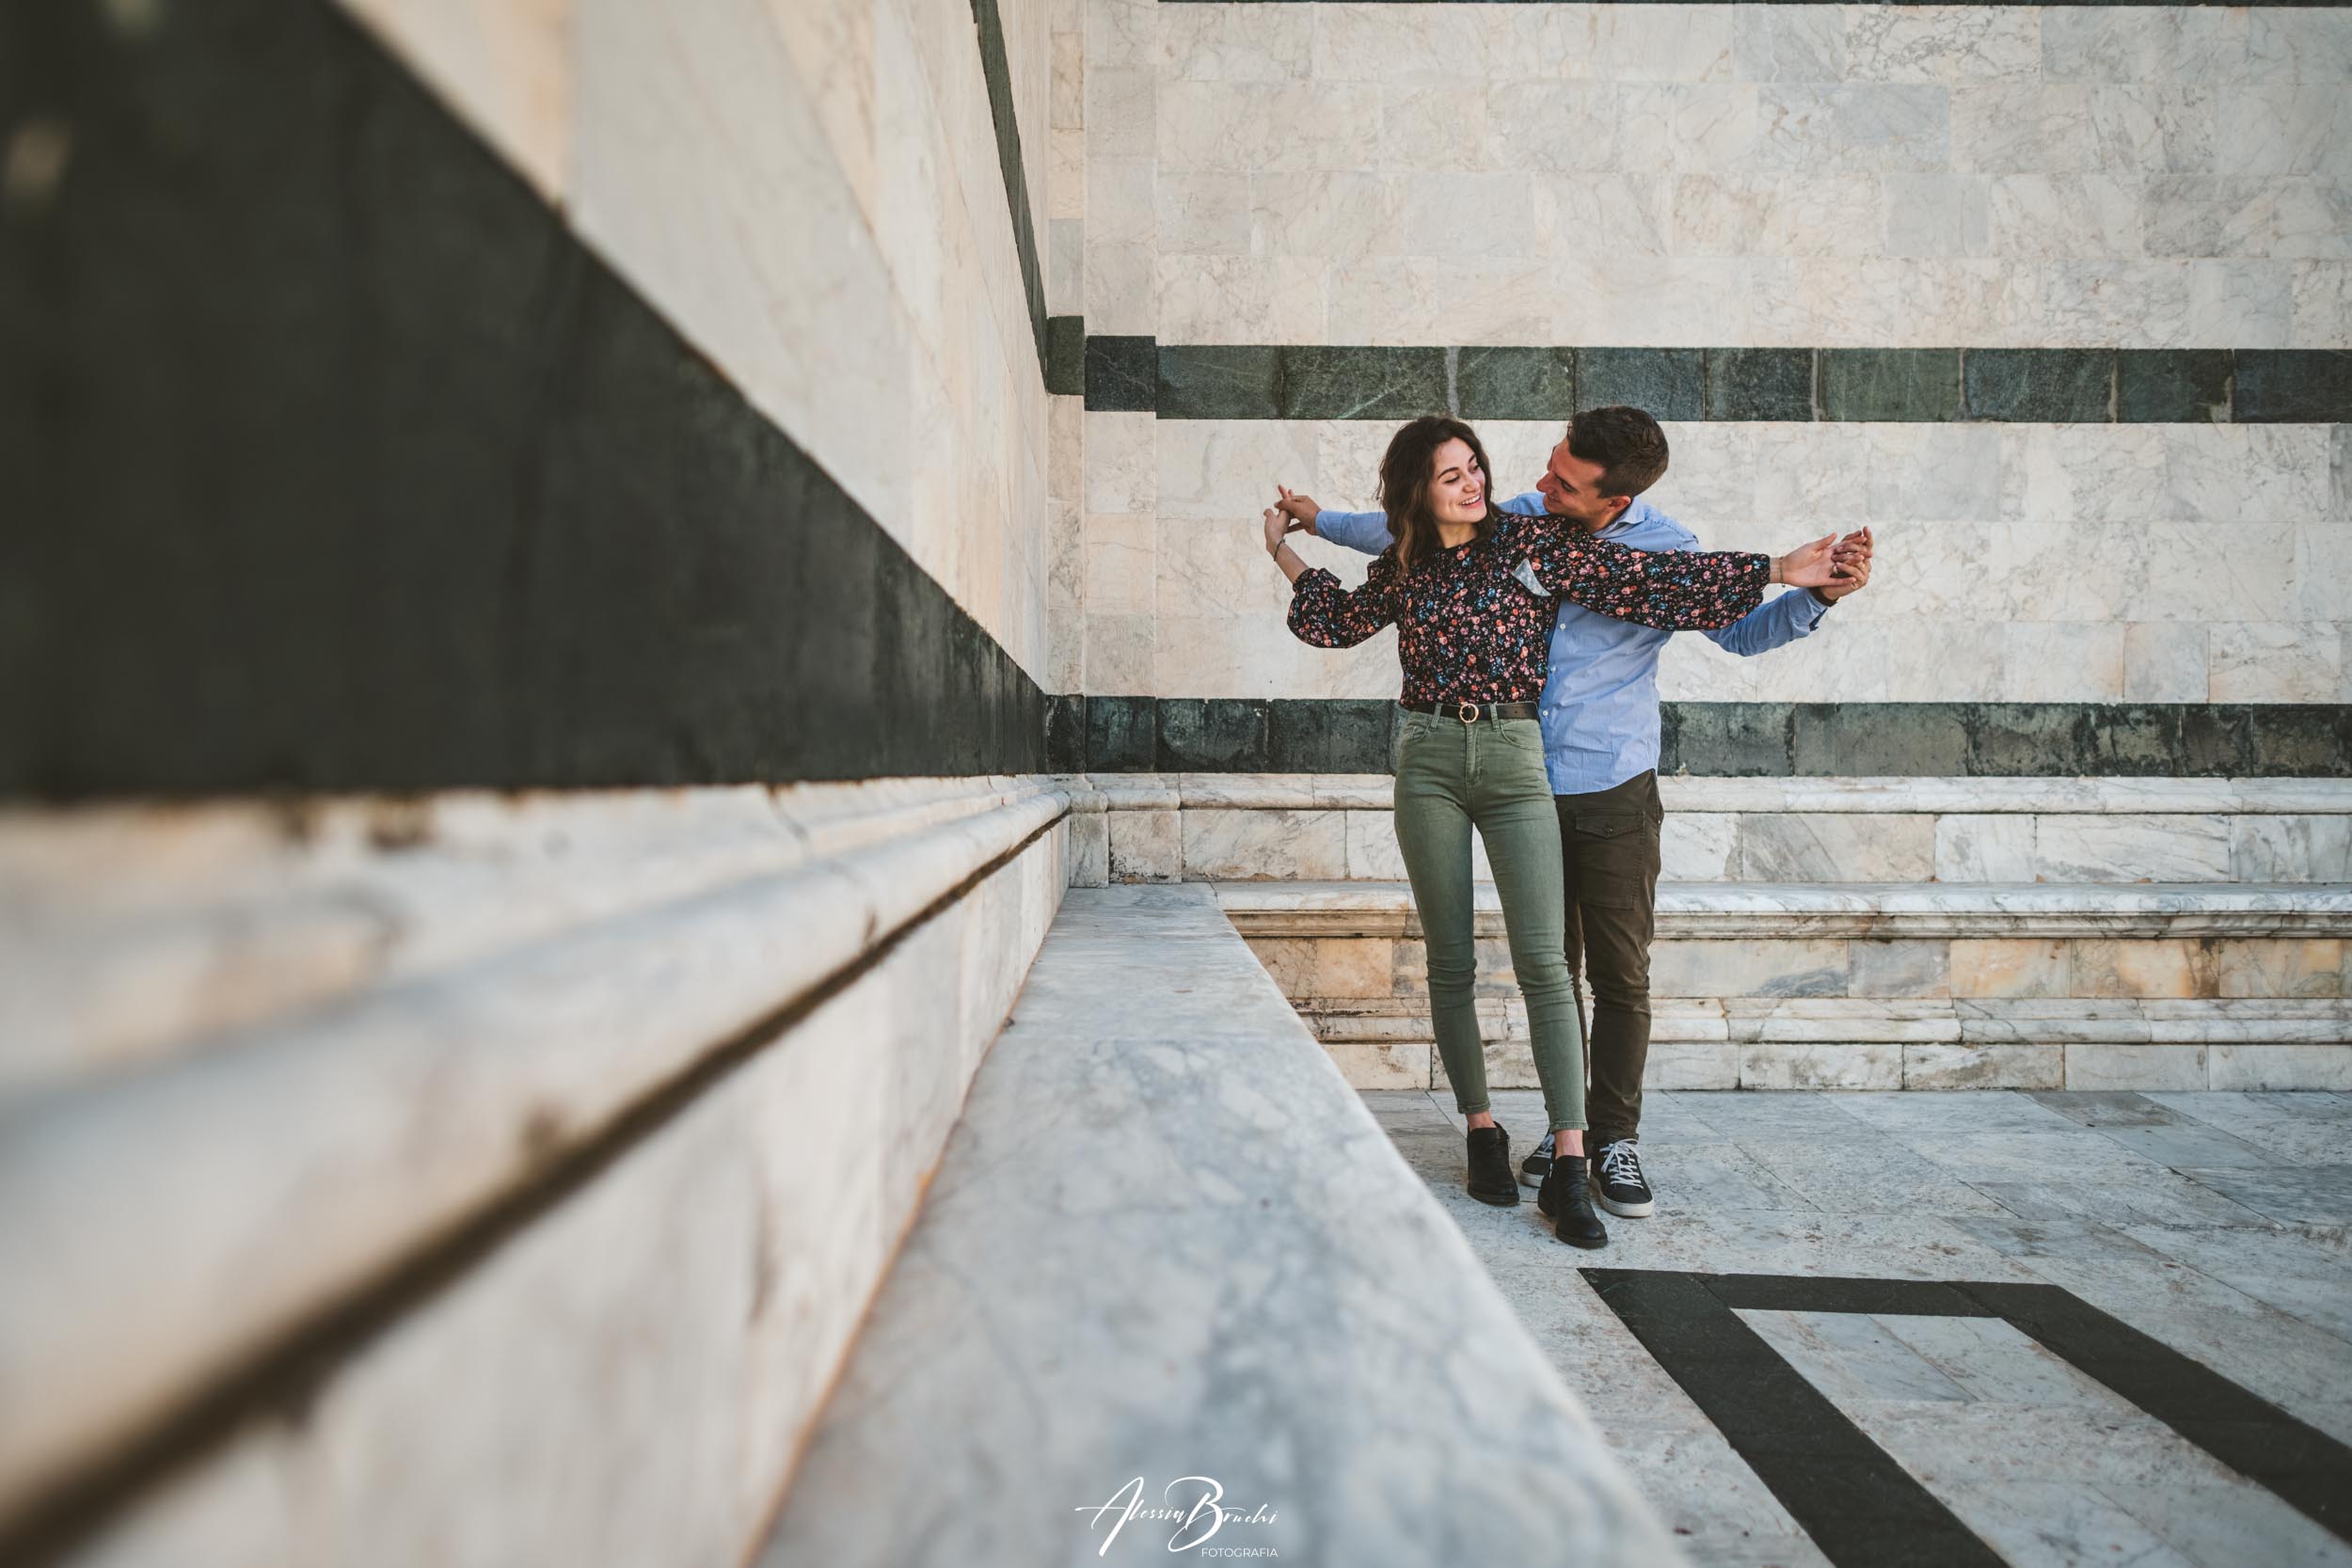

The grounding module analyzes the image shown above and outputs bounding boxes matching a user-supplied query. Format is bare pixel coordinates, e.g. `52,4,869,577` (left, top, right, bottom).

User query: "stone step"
1216,879,2352,1093
1310,995,2352,1047
0,776,1061,1108
1345,1032,2342,1095
1308,997,2351,1090
1216,879,2352,940
0,782,1072,1544
752,884,1677,1567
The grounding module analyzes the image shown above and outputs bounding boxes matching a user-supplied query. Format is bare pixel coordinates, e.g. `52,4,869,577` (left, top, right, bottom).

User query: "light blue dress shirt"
1316,492,1831,796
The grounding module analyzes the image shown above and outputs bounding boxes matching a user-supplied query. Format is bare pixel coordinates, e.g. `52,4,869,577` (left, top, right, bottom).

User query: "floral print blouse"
1288,511,1770,706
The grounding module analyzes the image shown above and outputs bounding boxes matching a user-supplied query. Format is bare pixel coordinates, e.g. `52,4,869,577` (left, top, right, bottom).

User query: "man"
1277,405,1873,1218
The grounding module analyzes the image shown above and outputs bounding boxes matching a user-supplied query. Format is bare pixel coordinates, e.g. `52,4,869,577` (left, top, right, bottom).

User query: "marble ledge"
0,794,1071,1522
2,777,1082,1107
1362,1037,2352,1093
1305,994,2352,1050
758,884,1678,1567
1081,774,1180,810
1215,880,2352,940
1086,774,2352,816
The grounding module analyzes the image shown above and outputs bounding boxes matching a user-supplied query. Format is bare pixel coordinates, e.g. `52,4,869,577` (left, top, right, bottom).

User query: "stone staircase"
1065,774,2352,1093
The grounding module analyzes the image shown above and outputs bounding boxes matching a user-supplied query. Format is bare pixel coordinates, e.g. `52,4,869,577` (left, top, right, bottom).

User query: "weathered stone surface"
761,887,1680,1566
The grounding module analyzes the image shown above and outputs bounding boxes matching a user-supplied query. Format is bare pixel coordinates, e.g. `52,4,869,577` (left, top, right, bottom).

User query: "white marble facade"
1066,3,2352,706
342,0,1061,684
1079,412,2350,702
1100,2,2352,350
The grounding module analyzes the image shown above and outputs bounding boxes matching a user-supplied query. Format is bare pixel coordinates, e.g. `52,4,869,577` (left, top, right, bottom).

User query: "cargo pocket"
1567,814,1657,910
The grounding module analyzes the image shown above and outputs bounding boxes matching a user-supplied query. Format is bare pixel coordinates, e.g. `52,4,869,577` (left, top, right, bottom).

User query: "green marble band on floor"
1078,341,2352,424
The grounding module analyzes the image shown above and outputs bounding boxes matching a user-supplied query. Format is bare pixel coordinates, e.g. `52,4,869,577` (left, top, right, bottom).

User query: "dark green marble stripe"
968,0,1048,375
1047,700,2352,778
1456,346,1576,420
1046,315,1087,395
1088,339,2352,423
1,0,1048,796
1086,335,1159,411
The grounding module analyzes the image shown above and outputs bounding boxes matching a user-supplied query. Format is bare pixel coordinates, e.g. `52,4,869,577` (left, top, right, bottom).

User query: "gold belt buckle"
1457,701,1480,724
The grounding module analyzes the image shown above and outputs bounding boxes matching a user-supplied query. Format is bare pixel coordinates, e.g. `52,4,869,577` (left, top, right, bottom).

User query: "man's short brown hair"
1566,405,1670,500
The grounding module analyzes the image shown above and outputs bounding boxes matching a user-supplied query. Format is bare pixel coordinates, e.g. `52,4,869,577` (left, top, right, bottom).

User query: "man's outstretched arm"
1695,527,1870,656
1703,584,1832,656
1278,488,1548,556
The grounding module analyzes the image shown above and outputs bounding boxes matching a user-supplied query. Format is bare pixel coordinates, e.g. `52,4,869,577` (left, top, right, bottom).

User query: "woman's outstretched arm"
1523,520,1837,631
1267,506,1402,649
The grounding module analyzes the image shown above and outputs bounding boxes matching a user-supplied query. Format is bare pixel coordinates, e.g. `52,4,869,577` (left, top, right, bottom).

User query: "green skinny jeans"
1391,711,1587,1134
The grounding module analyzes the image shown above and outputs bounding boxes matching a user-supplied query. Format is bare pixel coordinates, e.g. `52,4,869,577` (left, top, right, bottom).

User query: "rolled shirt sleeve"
1287,555,1403,648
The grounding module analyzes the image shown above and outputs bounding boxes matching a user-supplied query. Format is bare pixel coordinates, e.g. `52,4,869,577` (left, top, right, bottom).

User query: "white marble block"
1740,1040,1905,1091
2035,816,2233,883
1108,807,1182,880
1741,814,1937,882
1935,814,2039,882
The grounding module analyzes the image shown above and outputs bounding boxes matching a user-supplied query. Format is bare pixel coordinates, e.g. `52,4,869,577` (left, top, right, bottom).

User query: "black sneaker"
1466,1124,1520,1206
1535,1155,1609,1248
1593,1139,1655,1218
1519,1131,1554,1189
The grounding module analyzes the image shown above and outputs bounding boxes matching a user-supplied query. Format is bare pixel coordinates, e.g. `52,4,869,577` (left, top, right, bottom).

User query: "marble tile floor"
1366,1088,2352,1568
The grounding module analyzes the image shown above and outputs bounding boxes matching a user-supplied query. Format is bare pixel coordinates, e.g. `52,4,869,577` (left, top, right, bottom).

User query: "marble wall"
0,4,1085,1560
1060,3,2352,711
0,780,1073,1562
342,0,1060,681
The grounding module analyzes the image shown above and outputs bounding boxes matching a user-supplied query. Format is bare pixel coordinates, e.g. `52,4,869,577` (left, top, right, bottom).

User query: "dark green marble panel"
1455,347,1576,420
1266,699,1400,772
2117,350,2231,423
1086,336,1159,412
1157,698,1270,771
1663,704,1797,776
1819,349,1961,422
1085,696,1159,771
2248,705,2352,774
1792,704,1972,777
1046,695,1087,772
1158,344,1281,420
1045,315,1087,396
1963,349,2114,422
1575,348,1704,421
1279,346,1449,421
1706,349,1816,421
2234,351,2352,423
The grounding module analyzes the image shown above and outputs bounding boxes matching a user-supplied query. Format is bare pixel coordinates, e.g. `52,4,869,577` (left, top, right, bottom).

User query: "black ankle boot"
1537,1155,1609,1248
1466,1124,1520,1206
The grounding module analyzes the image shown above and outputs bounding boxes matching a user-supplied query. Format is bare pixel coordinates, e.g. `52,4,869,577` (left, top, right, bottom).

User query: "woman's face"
1427,437,1486,527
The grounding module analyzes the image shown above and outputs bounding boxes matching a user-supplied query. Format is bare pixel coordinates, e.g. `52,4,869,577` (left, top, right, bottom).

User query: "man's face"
1534,439,1625,531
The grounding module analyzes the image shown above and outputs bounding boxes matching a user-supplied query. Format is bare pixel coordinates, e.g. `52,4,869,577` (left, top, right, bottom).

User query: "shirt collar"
1598,497,1655,538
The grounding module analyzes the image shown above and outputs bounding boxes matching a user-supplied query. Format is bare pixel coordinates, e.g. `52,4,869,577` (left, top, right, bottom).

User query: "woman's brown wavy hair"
1378,415,1497,574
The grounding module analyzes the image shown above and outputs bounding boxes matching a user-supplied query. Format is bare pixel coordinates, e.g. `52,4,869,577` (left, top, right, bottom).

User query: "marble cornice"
1216,879,2352,940
1091,773,2352,816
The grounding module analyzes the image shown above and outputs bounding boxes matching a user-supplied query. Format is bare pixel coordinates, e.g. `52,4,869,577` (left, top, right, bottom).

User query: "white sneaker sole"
1596,1191,1654,1218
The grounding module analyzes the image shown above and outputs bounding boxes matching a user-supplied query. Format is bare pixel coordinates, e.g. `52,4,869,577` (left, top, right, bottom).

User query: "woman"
1264,416,1837,1249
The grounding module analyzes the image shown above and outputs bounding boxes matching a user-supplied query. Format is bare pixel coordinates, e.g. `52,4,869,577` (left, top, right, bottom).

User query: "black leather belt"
1401,700,1540,723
